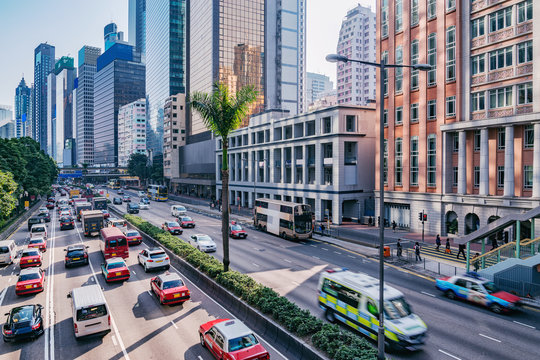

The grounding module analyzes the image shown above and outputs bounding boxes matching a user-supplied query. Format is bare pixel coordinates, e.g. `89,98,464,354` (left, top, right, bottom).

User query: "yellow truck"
69,189,80,199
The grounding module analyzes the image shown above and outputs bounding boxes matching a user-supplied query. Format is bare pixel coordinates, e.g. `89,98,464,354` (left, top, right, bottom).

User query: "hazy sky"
0,0,375,109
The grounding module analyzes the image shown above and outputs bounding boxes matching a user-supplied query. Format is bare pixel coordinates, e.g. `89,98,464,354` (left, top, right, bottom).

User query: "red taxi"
199,319,269,360
28,237,47,252
19,249,42,268
124,229,143,246
179,216,195,228
46,202,55,210
162,221,183,235
229,222,248,239
101,257,130,283
15,268,45,296
150,273,190,305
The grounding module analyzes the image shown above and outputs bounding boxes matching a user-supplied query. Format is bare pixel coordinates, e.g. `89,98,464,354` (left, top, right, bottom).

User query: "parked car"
229,222,247,239
150,273,190,305
162,221,183,235
179,216,195,228
64,245,89,268
138,247,170,272
189,234,217,253
113,197,122,205
27,217,43,232
2,305,44,342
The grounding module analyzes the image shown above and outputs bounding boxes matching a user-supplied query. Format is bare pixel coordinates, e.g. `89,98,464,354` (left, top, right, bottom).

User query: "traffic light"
418,212,423,221
423,213,427,222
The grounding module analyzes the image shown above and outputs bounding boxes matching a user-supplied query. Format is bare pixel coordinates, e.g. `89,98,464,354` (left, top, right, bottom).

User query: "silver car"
189,234,217,253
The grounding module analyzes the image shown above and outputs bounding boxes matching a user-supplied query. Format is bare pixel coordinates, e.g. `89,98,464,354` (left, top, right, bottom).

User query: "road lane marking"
438,349,462,360
112,335,118,346
299,241,306,245
45,209,57,360
283,259,292,263
198,356,204,360
312,256,320,260
421,291,436,297
0,288,7,307
479,333,501,343
171,321,178,329
513,321,535,329
347,255,355,258
321,247,329,251
333,251,341,255
147,290,153,296
252,263,260,267
310,244,317,248
10,271,13,275
132,270,136,275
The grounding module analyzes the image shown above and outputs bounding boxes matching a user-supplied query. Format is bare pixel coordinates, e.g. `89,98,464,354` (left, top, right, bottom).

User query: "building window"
518,41,533,64
395,0,403,32
428,100,437,120
524,125,534,149
395,138,403,186
383,139,388,185
395,46,403,92
381,0,388,38
498,128,505,150
346,115,356,132
518,0,532,23
410,103,419,123
474,130,481,151
447,0,455,11
395,106,403,125
524,165,533,189
411,0,419,26
453,166,458,187
471,92,485,112
489,47,513,70
471,17,485,38
410,136,419,186
427,33,437,86
427,0,436,20
410,40,419,90
382,51,389,95
446,96,456,117
383,110,388,127
474,166,480,188
427,134,436,187
471,54,485,75
518,83,533,105
489,86,512,109
453,133,459,153
446,26,456,81
497,166,505,188
323,117,332,133
489,7,512,32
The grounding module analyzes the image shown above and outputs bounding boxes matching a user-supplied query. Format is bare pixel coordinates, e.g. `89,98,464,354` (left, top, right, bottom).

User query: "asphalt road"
0,198,288,360
110,189,540,360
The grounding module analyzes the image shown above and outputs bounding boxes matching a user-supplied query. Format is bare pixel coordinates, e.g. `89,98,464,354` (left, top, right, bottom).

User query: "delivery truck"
81,210,105,237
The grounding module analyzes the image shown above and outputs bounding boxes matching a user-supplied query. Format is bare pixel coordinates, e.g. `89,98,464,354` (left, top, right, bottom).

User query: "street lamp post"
326,54,430,360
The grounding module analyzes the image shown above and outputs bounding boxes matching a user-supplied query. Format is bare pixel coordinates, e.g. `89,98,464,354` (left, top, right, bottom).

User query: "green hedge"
124,214,377,360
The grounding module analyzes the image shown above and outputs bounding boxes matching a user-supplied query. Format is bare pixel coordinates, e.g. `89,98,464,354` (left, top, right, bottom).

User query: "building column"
458,131,467,194
504,125,515,197
479,128,489,195
532,123,540,197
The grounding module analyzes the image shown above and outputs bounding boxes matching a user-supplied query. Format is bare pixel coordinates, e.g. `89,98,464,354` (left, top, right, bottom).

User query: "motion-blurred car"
124,229,143,246
229,222,247,239
150,273,190,305
19,249,42,269
138,247,170,272
189,234,217,253
179,216,195,228
162,221,183,235
15,268,45,296
28,237,47,252
2,305,44,342
101,257,130,283
64,245,89,268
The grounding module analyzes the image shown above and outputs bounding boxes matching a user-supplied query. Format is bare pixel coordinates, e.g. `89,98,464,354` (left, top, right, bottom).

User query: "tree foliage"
127,153,149,181
0,170,18,220
150,154,164,182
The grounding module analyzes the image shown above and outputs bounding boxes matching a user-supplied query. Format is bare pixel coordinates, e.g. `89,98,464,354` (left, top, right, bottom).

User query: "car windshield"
150,252,167,259
198,235,212,242
182,217,192,221
163,279,183,289
126,231,139,237
482,281,500,294
32,227,45,233
23,250,40,257
10,307,33,323
228,334,259,352
168,222,179,227
76,305,107,322
231,224,242,231
19,272,41,281
29,239,44,244
107,262,125,269
383,297,412,320
68,250,85,257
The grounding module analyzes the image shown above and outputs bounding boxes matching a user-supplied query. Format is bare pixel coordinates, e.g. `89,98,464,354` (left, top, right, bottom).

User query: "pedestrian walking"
396,239,403,259
457,243,466,260
445,238,452,254
435,234,441,252
392,220,397,232
472,252,480,272
414,242,422,261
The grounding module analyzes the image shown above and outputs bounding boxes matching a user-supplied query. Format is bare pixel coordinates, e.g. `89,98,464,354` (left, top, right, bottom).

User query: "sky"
0,0,375,110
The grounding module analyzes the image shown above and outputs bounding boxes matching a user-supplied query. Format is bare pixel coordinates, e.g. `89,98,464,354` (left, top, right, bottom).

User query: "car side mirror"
67,293,71,298
86,246,89,249
64,249,67,251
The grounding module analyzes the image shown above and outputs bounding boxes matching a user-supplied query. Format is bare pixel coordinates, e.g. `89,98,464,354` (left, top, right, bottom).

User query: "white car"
138,247,170,272
171,205,187,217
189,234,217,253
138,202,149,210
39,207,49,214
138,191,146,198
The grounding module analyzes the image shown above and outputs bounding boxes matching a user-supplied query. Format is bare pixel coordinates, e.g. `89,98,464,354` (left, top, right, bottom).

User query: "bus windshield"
294,214,312,234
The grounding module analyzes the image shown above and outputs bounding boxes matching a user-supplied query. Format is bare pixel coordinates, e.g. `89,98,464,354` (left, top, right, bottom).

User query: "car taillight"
165,257,169,260
148,259,153,262
84,253,88,258
32,322,41,330
65,257,69,262
108,315,111,326
74,323,78,333
3,329,12,335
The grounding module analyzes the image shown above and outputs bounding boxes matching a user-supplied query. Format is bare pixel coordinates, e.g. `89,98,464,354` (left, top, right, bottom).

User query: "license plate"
73,257,80,260
25,285,32,289
29,259,34,262
156,260,163,263
116,272,121,276
173,294,180,298
112,253,116,256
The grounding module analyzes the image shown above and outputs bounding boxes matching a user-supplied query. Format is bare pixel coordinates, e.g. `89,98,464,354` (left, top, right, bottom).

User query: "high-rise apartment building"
376,0,540,236
118,99,147,167
145,0,186,155
77,46,102,165
15,77,31,138
163,93,186,189
27,84,35,138
0,106,14,139
33,43,55,149
306,72,334,106
93,42,145,167
337,4,376,106
129,0,146,59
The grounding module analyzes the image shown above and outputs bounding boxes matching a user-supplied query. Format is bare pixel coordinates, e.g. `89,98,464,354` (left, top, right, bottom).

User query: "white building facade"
118,99,146,167
163,93,186,186
306,72,334,106
215,105,376,224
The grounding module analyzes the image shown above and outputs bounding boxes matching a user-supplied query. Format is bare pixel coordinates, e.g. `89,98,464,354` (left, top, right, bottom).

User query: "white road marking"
147,290,153,296
0,288,7,307
348,255,355,258
132,270,136,275
310,244,317,248
283,259,292,263
479,333,501,343
198,356,204,360
438,349,462,360
333,251,341,255
252,263,260,267
171,320,178,329
45,210,56,360
321,247,329,251
299,242,306,245
312,256,320,260
513,321,535,329
112,335,118,346
10,271,13,275
421,291,436,298
291,281,300,286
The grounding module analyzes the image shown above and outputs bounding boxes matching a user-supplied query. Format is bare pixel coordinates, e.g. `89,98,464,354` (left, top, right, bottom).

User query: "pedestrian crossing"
418,244,499,267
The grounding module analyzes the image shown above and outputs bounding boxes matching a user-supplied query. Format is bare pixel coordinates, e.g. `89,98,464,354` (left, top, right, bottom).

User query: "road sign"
24,201,29,209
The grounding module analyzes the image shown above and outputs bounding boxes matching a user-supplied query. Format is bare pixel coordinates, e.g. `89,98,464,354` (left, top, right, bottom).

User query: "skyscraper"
104,23,127,51
15,77,31,138
336,4,376,106
33,43,55,149
129,0,146,58
306,72,334,106
118,99,147,167
145,0,186,155
93,42,145,167
77,45,102,165
0,105,14,139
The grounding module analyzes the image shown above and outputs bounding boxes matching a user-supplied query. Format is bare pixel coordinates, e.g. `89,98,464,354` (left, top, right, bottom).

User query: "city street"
0,202,287,360
110,189,540,360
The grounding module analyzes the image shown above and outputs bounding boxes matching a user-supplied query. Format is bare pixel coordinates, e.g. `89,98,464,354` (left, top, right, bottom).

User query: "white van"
30,224,48,240
171,205,187,217
68,285,111,338
0,240,17,265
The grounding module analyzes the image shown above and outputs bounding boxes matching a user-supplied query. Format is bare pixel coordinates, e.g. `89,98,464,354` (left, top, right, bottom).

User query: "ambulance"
318,268,427,351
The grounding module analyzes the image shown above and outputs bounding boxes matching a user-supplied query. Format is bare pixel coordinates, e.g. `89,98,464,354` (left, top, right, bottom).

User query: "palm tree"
189,83,257,272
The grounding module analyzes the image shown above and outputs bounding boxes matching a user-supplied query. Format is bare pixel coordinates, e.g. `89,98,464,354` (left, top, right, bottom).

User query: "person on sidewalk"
472,253,480,272
392,220,397,232
445,238,452,254
435,234,441,252
457,243,466,260
414,242,422,261
396,239,403,259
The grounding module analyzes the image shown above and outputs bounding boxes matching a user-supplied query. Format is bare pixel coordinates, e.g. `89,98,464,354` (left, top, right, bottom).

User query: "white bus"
253,198,313,240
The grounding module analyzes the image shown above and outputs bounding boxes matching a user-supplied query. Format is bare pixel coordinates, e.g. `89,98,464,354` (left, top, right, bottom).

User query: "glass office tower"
33,43,55,150
15,77,31,138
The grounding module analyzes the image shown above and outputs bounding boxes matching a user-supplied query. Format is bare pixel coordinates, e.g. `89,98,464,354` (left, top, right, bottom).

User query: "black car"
2,304,44,342
59,216,75,230
113,197,122,205
27,217,43,232
64,245,89,268
36,212,51,223
127,203,139,214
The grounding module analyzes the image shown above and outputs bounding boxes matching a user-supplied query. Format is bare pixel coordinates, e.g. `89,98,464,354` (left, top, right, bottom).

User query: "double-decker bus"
108,179,120,190
147,185,168,201
254,199,313,240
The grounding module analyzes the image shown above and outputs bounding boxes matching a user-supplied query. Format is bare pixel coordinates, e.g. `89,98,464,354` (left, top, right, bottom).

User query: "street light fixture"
327,53,431,360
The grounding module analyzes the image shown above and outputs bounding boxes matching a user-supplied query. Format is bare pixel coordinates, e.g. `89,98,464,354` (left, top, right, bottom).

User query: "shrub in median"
123,214,376,360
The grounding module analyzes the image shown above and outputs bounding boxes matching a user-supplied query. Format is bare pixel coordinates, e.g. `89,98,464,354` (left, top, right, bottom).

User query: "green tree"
127,153,149,184
0,170,18,220
150,154,164,183
189,83,257,272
